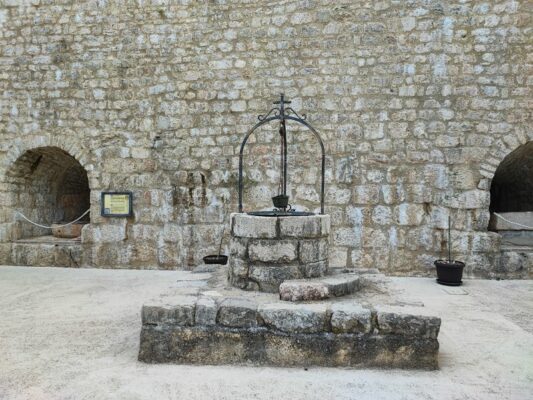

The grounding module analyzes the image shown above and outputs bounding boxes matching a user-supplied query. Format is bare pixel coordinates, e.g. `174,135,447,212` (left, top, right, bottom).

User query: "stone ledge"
141,297,441,340
139,325,439,369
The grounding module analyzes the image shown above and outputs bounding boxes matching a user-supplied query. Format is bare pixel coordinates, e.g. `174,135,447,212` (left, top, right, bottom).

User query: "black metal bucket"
434,260,465,286
272,194,289,209
203,255,228,265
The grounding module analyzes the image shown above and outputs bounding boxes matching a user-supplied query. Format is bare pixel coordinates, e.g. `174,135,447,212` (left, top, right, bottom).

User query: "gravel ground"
0,266,531,400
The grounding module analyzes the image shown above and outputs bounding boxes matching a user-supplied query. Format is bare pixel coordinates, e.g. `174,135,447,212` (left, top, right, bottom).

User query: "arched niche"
489,141,533,247
5,146,90,240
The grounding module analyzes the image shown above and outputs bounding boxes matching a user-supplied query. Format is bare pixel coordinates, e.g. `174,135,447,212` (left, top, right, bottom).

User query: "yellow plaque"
101,192,132,217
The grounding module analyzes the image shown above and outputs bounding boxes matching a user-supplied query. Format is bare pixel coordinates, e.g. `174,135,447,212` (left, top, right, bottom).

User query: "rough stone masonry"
0,0,531,277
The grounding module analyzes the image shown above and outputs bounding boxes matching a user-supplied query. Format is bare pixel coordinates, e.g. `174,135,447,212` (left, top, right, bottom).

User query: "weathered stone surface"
258,303,329,333
299,238,328,263
279,273,360,301
231,214,276,239
299,260,328,278
195,297,217,326
279,281,329,302
248,264,302,293
248,240,298,263
217,298,258,328
139,325,439,369
331,303,372,333
0,1,529,279
142,297,197,326
376,307,441,339
321,275,360,297
279,215,330,238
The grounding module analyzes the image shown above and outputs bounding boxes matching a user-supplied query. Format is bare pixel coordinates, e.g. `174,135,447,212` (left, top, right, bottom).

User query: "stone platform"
138,269,441,370
139,295,440,369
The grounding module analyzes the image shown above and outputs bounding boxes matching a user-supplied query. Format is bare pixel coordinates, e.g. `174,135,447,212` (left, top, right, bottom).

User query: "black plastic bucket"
203,255,228,265
434,260,465,286
272,194,289,209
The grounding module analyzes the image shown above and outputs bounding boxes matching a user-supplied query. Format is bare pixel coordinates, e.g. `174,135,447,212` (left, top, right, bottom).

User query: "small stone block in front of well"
279,281,330,301
279,273,360,302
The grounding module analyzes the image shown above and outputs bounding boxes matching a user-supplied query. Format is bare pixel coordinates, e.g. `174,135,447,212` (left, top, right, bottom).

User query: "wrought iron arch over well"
238,94,326,214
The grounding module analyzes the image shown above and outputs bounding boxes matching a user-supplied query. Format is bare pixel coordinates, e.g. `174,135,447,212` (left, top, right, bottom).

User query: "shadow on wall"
490,141,533,213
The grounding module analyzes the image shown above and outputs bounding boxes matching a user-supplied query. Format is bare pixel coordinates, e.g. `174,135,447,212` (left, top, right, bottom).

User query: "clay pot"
434,260,465,286
51,222,87,239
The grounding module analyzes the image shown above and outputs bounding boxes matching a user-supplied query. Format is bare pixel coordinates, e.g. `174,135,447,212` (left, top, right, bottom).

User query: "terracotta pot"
51,222,87,239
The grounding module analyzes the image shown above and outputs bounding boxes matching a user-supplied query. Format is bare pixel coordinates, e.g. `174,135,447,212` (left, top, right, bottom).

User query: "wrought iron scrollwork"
238,94,326,215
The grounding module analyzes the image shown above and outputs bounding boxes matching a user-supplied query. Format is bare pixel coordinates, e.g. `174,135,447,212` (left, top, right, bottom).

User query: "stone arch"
0,134,93,180
476,132,533,278
2,146,91,240
489,141,533,213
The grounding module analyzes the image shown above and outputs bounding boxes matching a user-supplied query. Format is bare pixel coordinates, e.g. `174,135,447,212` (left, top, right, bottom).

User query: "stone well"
228,213,330,292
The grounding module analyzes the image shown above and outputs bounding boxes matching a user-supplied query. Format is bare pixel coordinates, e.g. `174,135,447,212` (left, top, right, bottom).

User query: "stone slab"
217,298,258,328
375,306,441,339
138,325,439,369
258,303,329,333
330,303,372,333
142,296,197,326
231,213,277,239
248,240,298,263
279,273,360,301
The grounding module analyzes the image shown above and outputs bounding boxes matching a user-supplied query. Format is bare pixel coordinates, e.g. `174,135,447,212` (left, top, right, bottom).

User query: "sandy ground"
0,266,532,400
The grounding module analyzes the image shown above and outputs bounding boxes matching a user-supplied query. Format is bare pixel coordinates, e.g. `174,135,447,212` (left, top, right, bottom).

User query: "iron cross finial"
273,93,291,105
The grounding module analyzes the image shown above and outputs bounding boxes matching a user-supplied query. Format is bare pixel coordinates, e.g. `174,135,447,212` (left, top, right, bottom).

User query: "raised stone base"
10,238,82,267
138,296,440,370
139,325,439,369
229,213,331,292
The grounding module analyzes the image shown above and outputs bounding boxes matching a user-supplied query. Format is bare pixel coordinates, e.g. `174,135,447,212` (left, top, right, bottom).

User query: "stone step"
279,273,360,302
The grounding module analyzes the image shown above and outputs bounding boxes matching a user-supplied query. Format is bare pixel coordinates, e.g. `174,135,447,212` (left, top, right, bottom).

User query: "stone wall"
0,0,531,275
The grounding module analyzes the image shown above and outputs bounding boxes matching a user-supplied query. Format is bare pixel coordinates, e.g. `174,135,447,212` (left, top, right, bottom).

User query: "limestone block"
471,232,501,253
299,260,328,278
299,238,328,263
394,204,425,226
441,190,490,210
82,223,126,243
353,185,380,205
258,303,329,333
142,297,197,326
321,275,360,297
279,281,329,301
229,257,248,278
229,237,248,258
195,297,217,326
279,215,330,238
499,251,533,274
231,213,277,239
217,298,258,328
248,240,297,263
376,307,441,339
0,243,11,264
331,303,372,333
249,264,302,292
